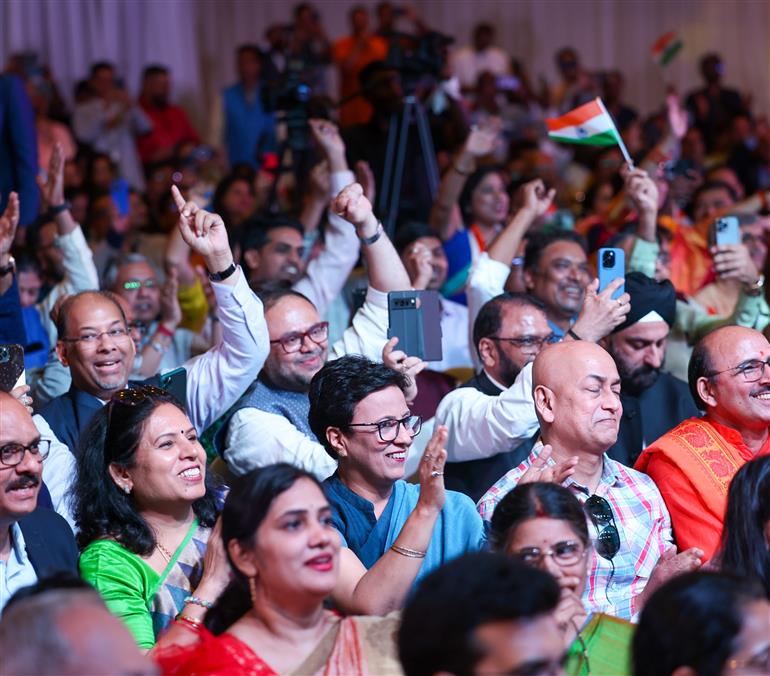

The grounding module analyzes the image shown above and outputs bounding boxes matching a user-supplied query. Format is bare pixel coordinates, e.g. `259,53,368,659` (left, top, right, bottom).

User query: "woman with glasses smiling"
490,482,634,676
307,355,486,598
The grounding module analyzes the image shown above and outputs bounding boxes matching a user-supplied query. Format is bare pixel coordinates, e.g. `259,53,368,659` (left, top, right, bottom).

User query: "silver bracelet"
390,544,426,559
359,221,384,246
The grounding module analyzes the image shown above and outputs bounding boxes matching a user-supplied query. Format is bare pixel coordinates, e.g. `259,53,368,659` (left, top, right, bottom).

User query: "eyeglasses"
584,495,620,561
706,357,770,383
513,540,587,567
347,414,422,442
270,322,329,354
60,327,131,346
0,440,51,467
121,279,158,291
489,334,556,351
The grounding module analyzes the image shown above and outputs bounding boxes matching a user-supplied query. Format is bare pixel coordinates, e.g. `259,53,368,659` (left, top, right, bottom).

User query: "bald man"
0,393,78,613
637,325,770,560
478,341,702,621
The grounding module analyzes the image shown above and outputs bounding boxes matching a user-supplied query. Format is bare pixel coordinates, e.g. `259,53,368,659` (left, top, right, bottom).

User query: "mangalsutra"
156,541,174,562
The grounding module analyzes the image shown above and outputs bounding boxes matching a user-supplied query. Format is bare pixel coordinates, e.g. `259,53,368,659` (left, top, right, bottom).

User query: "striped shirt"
478,442,673,621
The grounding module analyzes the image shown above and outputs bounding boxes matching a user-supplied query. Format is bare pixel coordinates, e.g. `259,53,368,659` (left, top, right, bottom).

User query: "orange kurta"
635,416,770,560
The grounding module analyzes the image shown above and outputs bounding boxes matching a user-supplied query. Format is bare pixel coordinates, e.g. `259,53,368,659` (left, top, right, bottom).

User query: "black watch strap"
0,258,14,277
208,262,237,282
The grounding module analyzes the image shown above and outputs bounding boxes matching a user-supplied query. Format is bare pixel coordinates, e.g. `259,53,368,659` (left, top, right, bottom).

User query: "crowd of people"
1,2,770,674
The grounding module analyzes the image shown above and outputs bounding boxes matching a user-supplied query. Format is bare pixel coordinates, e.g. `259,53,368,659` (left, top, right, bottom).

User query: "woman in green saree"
490,482,634,676
74,386,230,649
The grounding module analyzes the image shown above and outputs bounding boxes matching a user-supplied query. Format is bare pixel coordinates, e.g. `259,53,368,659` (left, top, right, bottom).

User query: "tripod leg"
413,103,440,200
378,115,399,218
386,99,414,238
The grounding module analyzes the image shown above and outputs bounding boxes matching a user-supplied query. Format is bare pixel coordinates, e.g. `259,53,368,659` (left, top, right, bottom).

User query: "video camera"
382,30,455,93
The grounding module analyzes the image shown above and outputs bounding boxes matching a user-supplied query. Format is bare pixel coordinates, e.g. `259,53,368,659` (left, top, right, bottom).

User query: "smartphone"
110,178,130,217
387,291,443,362
713,216,741,247
159,367,187,407
598,248,625,300
0,344,25,392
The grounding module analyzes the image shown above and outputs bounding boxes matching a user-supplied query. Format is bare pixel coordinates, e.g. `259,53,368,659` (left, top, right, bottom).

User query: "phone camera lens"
603,251,615,266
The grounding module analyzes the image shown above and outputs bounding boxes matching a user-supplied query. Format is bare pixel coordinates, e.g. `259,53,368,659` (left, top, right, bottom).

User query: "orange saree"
635,417,770,560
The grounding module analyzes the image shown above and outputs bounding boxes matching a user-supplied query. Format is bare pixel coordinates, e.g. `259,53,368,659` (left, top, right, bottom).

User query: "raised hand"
518,178,556,219
159,266,182,330
171,185,233,274
309,160,331,201
464,118,502,158
518,444,578,485
0,192,19,258
712,243,759,285
666,93,688,140
355,160,376,205
416,425,449,515
309,118,347,171
332,182,377,234
382,336,426,404
36,142,65,209
621,166,659,216
403,241,433,289
570,278,631,342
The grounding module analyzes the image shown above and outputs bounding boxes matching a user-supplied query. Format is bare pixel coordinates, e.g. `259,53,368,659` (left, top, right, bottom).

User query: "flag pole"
596,97,634,167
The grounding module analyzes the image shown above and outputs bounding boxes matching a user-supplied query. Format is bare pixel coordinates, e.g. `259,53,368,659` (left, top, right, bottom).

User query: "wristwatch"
360,221,384,246
208,262,237,282
744,274,765,297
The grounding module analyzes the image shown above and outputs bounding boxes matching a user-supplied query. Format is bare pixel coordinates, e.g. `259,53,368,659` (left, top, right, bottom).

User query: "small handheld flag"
651,31,683,68
545,98,633,165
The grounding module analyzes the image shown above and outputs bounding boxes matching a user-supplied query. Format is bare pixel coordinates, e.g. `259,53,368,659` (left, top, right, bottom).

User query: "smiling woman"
73,386,230,650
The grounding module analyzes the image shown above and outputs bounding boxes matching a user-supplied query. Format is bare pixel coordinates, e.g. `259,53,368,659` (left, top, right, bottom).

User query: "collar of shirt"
482,370,509,393
704,415,770,461
7,523,29,566
548,318,577,339
530,439,622,495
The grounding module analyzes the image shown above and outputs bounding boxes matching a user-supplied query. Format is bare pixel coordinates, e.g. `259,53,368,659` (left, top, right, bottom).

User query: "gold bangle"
390,544,426,559
175,613,202,627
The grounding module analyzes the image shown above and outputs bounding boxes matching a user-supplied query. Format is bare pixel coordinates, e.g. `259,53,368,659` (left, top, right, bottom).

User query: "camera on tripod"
261,58,314,152
382,30,454,93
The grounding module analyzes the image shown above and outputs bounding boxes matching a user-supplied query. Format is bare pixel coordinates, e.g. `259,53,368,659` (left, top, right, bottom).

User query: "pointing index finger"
171,185,186,211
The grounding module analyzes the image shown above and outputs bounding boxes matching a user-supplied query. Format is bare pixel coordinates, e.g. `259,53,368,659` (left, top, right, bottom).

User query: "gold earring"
248,576,258,607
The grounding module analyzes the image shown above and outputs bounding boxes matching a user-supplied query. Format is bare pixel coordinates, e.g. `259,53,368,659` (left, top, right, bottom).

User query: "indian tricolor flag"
651,31,683,67
546,99,621,147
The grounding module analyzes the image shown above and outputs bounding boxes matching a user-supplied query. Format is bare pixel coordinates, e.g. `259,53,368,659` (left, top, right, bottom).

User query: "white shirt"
450,45,510,89
35,266,269,525
428,298,472,372
466,252,511,371
434,361,539,463
293,170,359,317
224,286,390,479
0,523,38,614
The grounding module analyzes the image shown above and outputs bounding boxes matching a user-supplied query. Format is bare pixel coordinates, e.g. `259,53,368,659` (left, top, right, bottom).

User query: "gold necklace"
156,541,174,562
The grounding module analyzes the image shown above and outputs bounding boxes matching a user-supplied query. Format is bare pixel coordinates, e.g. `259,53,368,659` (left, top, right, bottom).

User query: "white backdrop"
2,0,770,131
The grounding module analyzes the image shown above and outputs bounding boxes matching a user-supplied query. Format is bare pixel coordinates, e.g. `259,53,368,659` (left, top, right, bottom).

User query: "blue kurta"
324,475,486,584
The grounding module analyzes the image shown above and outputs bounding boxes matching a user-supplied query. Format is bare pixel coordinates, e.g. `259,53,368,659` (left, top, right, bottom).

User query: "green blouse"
565,613,634,676
79,520,203,650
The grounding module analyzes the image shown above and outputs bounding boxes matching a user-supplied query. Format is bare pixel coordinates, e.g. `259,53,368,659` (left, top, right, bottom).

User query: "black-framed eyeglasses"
0,440,51,467
706,357,770,383
60,327,131,346
488,334,557,351
270,322,329,354
513,539,587,568
584,495,620,561
347,414,422,442
122,279,158,291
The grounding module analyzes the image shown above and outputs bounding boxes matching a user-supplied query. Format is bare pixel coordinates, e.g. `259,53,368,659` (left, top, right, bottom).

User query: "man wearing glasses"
220,182,413,480
636,325,770,561
0,392,77,613
478,340,703,621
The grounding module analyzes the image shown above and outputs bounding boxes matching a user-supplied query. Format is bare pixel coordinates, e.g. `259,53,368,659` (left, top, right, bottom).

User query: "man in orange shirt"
636,325,770,560
332,6,388,127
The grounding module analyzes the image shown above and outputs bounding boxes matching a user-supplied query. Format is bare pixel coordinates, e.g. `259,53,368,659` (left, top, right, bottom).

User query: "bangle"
175,614,202,632
156,324,175,338
184,595,214,609
48,202,70,217
452,162,473,176
360,221,384,246
149,340,166,354
567,328,583,341
390,544,426,559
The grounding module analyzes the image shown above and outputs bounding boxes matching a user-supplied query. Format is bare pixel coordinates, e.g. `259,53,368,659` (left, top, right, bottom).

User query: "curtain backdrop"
3,0,769,132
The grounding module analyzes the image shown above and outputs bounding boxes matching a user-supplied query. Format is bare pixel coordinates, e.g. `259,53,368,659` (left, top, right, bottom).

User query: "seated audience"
0,392,78,613
0,576,156,675
633,572,770,676
221,182,411,479
74,386,229,649
309,355,484,585
478,340,703,620
154,464,402,672
636,325,770,560
398,552,564,676
490,482,634,674
716,454,770,597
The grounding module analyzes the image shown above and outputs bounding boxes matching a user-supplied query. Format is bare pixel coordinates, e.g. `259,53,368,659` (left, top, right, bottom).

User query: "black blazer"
17,507,79,580
39,386,103,458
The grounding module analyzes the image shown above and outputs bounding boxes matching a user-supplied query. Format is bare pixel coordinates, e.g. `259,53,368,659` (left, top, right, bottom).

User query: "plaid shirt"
478,442,673,621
